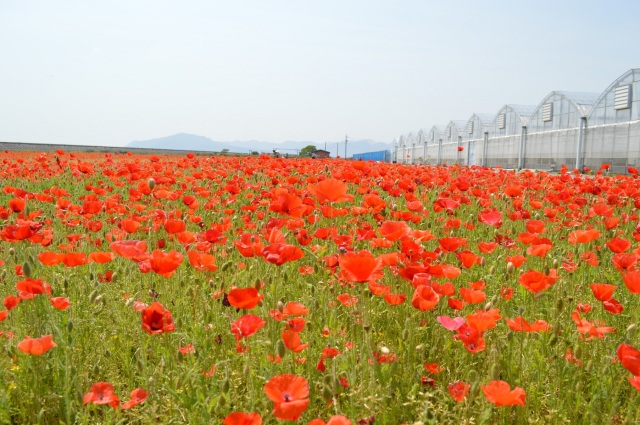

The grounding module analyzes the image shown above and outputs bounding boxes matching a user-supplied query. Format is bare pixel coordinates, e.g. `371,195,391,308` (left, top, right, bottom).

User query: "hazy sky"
1,1,637,147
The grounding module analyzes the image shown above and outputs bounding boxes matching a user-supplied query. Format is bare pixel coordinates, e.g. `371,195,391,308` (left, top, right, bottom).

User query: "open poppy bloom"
222,412,263,425
121,388,149,409
262,243,304,266
141,302,176,335
227,287,263,310
83,382,120,409
482,380,526,406
231,314,266,341
17,334,57,355
308,178,353,204
338,250,384,283
617,343,640,376
263,374,310,421
448,381,470,402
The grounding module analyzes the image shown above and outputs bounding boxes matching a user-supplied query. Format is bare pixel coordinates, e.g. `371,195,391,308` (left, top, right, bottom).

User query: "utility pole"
344,134,348,159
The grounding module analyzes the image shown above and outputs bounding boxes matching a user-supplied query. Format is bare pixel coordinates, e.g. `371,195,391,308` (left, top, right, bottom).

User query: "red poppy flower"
438,237,467,252
83,382,120,409
222,412,263,425
411,285,439,311
88,251,115,264
50,297,71,310
589,283,616,301
231,314,266,341
612,253,636,271
234,234,265,258
459,287,486,304
617,343,640,376
282,330,309,353
186,250,217,272
478,209,503,228
121,388,149,409
622,270,640,294
448,381,470,402
38,251,63,266
505,317,550,333
62,252,88,267
606,237,631,253
143,250,183,277
482,380,526,406
263,374,310,421
478,242,498,253
4,295,19,311
525,220,545,233
308,178,353,204
466,308,501,332
141,302,176,335
17,334,57,355
228,287,263,310
110,240,148,262
518,270,557,293
378,220,411,241
338,250,383,283
262,243,304,266
568,229,600,244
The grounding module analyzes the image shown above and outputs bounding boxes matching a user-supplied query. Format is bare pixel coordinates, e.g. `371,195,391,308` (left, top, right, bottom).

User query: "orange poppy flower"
83,382,120,409
62,252,88,267
263,374,310,421
121,388,149,409
338,250,383,283
466,308,501,332
567,229,600,244
141,302,176,335
17,334,57,355
505,317,551,333
482,380,526,406
227,288,263,310
222,412,262,425
606,237,631,253
38,251,63,266
308,178,353,204
459,287,486,304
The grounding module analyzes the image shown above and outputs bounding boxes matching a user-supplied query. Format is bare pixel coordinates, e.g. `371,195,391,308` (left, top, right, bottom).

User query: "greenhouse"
393,68,640,172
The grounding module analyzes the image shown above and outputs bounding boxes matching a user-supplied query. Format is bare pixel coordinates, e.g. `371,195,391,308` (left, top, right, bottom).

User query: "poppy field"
2,151,640,424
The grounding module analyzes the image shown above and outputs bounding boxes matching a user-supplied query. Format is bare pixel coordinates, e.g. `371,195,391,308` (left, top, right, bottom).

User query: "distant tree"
221,148,230,155
299,145,317,157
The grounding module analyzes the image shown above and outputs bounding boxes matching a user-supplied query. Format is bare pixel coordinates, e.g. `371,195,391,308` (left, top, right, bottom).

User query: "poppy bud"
217,395,226,407
556,298,563,312
137,357,144,373
506,332,513,341
548,335,557,346
0,269,5,280
575,382,581,392
489,266,495,275
627,323,636,334
243,365,251,377
552,259,559,269
322,385,334,401
148,178,156,190
22,261,32,278
402,329,409,340
276,301,284,312
89,290,99,303
94,295,103,305
254,278,261,291
490,363,500,380
323,375,333,385
220,261,232,272
276,340,286,358
8,248,15,256
67,321,73,332
221,379,230,394
415,344,423,351
104,349,111,358
585,360,593,373
380,346,390,355
574,345,583,359
506,262,514,274
363,322,371,332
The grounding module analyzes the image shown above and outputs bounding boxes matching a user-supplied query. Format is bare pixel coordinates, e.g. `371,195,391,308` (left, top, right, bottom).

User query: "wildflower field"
2,151,640,424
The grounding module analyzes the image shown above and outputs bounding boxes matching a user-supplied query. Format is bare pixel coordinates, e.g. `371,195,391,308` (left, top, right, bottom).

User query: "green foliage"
299,145,317,157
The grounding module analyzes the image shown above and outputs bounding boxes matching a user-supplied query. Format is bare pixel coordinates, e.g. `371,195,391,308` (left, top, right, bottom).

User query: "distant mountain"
127,133,392,157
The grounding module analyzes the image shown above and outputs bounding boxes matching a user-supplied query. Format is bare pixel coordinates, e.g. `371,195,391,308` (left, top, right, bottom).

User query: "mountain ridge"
127,133,392,157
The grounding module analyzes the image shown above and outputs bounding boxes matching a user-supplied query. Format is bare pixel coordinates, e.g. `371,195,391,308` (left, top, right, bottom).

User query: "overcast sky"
0,1,637,147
